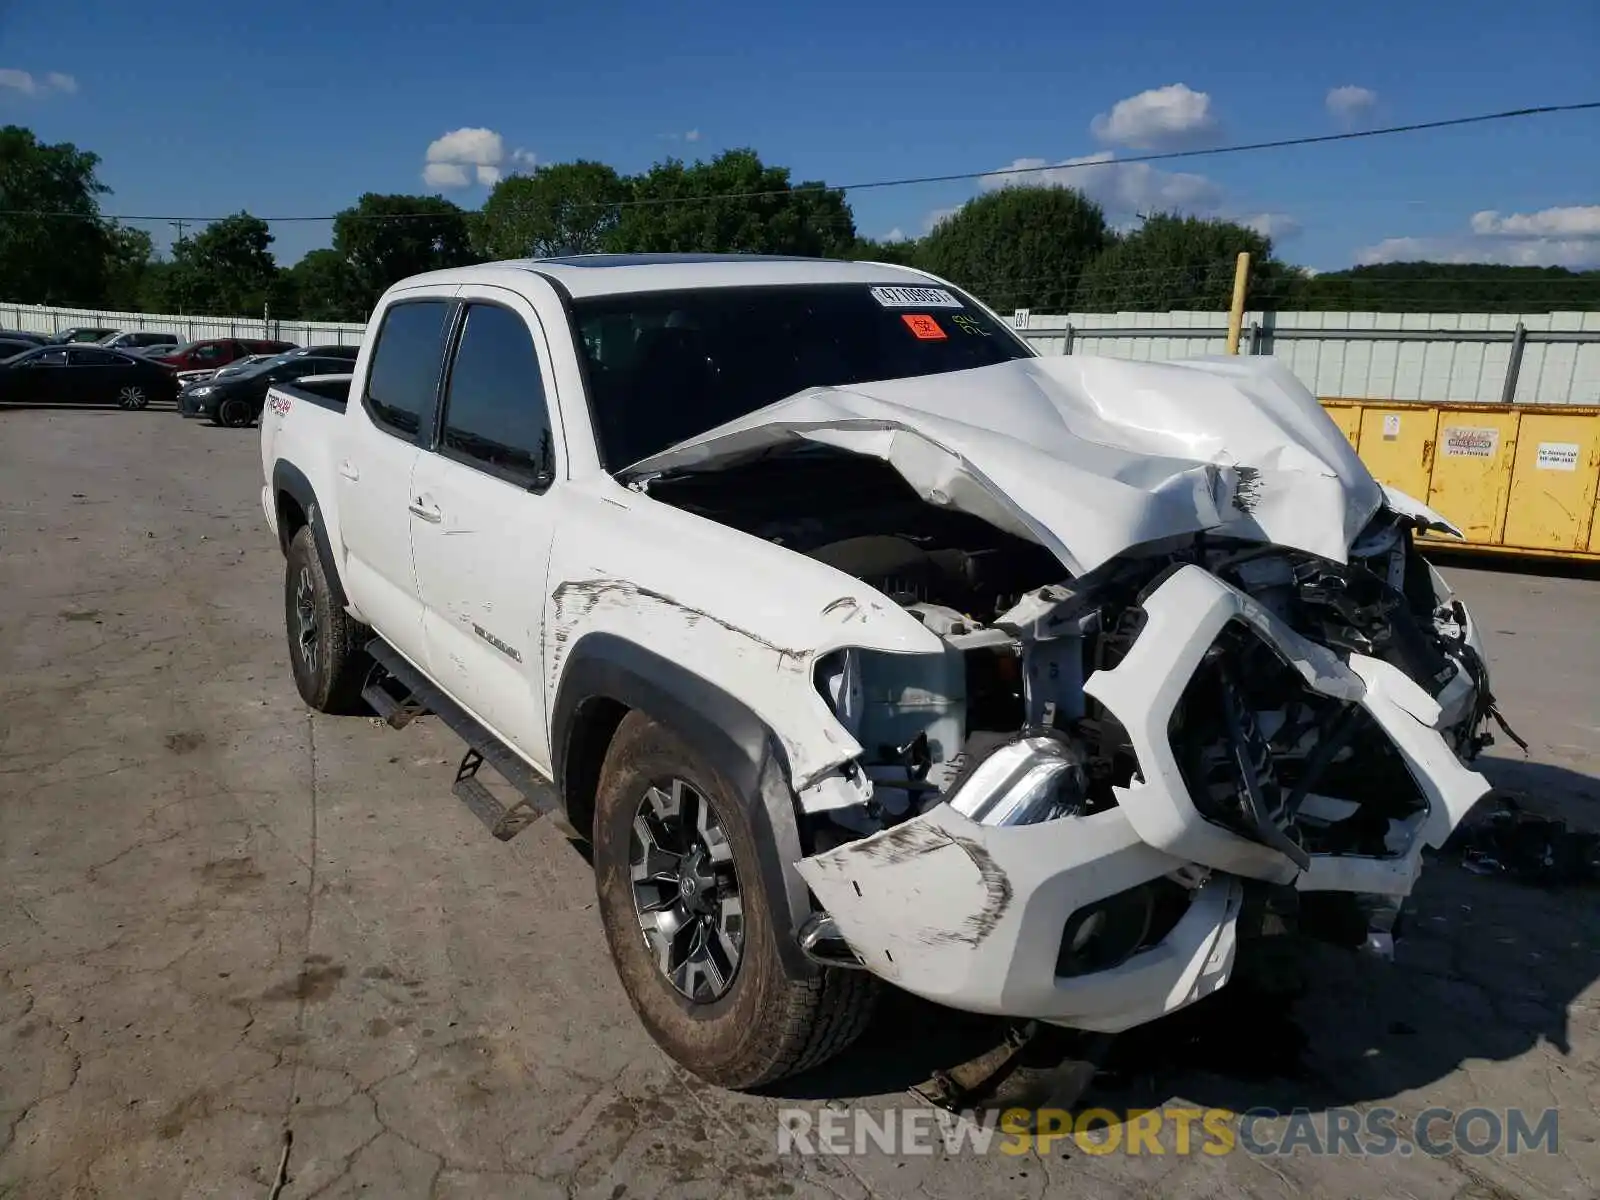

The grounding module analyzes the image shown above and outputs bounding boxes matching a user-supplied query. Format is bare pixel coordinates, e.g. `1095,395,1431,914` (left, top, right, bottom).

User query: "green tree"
288,248,363,321
333,193,478,313
611,149,856,257
1291,262,1600,314
476,161,628,259
101,224,154,311
1075,214,1294,311
163,212,279,316
851,236,924,268
917,187,1110,311
0,125,114,305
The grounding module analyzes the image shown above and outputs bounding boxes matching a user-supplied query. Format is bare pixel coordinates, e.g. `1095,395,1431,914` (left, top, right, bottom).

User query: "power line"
1,101,1595,225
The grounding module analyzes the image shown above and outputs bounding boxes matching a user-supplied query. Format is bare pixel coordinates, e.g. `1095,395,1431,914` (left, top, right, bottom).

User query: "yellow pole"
1225,251,1251,354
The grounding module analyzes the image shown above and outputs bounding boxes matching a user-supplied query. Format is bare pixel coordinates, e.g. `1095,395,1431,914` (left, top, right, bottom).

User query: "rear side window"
438,303,554,489
364,300,451,439
68,348,121,365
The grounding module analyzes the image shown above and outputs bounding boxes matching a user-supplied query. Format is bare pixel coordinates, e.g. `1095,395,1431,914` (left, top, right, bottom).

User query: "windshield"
570,283,1032,470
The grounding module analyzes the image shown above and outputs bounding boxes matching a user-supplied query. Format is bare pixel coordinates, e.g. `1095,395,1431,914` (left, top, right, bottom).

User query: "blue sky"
2,0,1597,272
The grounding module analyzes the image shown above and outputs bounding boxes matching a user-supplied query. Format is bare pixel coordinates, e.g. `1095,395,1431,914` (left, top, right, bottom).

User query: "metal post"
1499,321,1527,406
1247,321,1263,355
1064,322,1075,355
1225,252,1251,354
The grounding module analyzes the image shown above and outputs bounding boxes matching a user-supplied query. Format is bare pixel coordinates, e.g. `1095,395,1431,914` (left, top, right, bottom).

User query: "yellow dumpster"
1318,399,1600,563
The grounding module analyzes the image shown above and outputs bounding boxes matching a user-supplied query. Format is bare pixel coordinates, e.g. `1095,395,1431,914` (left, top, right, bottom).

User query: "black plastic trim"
269,460,348,610
551,630,818,979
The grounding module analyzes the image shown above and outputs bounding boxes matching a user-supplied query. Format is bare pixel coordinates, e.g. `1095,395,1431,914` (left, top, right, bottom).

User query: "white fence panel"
1,301,366,348
7,299,1598,406
1014,310,1600,407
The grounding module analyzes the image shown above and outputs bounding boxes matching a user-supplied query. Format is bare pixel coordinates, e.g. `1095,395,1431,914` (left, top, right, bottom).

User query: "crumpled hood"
622,354,1389,575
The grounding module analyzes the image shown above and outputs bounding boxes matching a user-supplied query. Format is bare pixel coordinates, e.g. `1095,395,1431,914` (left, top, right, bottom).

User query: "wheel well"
560,696,630,842
276,490,308,556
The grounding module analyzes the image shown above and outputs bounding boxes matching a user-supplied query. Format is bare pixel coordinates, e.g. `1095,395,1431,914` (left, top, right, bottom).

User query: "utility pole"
167,220,188,317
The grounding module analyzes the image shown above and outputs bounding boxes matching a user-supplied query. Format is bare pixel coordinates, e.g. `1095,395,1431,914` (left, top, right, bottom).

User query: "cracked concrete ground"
1,405,1597,1199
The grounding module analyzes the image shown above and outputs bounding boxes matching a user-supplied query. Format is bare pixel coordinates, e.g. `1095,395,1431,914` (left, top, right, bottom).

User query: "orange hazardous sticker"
902,314,947,340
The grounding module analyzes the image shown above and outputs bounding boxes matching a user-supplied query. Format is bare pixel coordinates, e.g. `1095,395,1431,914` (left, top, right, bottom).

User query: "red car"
150,337,297,372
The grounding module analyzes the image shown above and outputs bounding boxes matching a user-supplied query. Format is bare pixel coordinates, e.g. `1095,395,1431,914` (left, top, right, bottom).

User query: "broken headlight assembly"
944,730,1089,826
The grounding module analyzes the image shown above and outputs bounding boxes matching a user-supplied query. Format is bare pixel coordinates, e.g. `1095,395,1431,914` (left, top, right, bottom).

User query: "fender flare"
270,460,348,610
551,632,818,979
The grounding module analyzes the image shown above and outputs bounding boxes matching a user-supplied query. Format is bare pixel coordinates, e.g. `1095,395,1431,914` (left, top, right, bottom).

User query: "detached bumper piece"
797,565,1491,1032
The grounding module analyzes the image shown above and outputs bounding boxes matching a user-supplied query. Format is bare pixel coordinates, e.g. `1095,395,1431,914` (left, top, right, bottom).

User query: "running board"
363,639,559,841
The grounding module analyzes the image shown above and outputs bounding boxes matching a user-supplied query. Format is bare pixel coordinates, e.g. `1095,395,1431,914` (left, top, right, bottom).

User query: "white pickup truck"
260,253,1505,1092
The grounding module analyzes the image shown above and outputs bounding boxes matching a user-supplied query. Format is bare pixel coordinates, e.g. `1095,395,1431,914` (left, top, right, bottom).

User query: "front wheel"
218,396,253,428
284,526,370,713
116,384,149,410
593,712,876,1088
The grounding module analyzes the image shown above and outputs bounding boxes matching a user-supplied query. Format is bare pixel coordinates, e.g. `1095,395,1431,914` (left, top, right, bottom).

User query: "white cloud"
1091,84,1218,149
1358,203,1600,267
1325,85,1378,124
980,152,1223,221
0,68,77,96
1470,205,1600,239
881,228,909,243
423,162,470,188
1241,212,1302,240
423,126,508,189
684,128,702,143
922,206,961,233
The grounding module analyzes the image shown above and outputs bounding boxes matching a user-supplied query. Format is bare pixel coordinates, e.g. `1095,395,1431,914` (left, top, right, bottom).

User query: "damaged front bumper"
796,564,1492,1032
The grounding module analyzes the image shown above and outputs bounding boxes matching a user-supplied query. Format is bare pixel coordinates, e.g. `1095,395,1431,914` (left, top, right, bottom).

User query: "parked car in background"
0,344,179,408
0,337,41,360
285,343,361,361
150,337,297,373
0,329,49,347
180,351,356,426
48,327,120,344
100,330,181,353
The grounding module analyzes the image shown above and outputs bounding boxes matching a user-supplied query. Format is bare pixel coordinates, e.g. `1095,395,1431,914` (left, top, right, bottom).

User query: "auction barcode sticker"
1442,426,1499,459
870,286,963,309
1536,442,1580,471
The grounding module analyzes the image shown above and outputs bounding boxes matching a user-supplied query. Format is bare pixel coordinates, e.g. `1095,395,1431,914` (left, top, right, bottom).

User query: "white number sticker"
869,286,963,309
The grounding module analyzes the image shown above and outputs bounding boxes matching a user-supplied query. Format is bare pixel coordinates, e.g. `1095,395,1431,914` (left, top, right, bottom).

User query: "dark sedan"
179,352,354,426
0,345,179,409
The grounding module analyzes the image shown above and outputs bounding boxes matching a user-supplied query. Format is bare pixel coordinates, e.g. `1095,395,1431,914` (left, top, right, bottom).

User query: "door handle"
408,500,442,524
337,460,359,481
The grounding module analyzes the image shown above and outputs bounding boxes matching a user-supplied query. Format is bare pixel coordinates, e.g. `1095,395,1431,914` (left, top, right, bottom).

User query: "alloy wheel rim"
294,566,318,674
118,386,145,409
629,778,744,1001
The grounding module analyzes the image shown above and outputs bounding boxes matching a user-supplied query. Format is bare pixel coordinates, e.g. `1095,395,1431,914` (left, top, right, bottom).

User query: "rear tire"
285,526,370,713
116,384,149,410
592,712,876,1088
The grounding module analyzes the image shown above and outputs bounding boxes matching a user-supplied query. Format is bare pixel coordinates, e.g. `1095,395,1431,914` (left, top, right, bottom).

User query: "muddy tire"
593,712,875,1088
284,526,369,714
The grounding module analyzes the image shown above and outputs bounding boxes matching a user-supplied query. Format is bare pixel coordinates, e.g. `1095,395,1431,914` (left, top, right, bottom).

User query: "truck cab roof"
388,253,946,300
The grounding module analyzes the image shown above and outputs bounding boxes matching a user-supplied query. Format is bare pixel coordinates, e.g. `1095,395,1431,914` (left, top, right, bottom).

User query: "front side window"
571,283,1031,469
438,304,554,489
364,300,451,439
